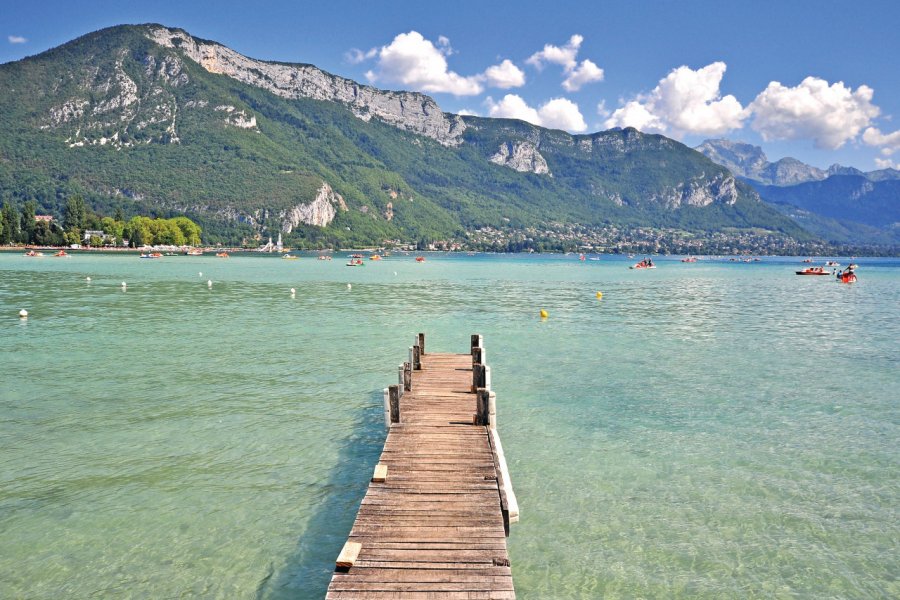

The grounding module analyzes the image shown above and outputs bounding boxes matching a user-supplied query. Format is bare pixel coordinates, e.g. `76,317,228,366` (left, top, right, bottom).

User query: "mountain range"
696,139,900,245
0,24,881,251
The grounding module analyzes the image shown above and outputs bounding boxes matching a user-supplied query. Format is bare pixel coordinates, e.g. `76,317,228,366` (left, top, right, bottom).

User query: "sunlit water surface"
1,252,897,598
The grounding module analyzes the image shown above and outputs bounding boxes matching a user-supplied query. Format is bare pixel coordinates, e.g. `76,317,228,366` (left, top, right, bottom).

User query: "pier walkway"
326,334,518,599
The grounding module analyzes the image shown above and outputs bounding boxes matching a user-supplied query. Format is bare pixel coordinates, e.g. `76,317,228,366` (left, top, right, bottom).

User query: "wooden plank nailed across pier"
327,334,518,599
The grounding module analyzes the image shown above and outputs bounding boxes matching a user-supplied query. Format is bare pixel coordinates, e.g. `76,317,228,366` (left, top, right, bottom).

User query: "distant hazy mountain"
696,139,900,186
0,25,820,248
696,139,900,245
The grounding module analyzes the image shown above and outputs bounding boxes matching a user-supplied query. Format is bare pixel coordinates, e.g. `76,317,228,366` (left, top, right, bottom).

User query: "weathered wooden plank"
372,463,388,483
336,541,362,569
327,581,515,592
325,590,516,600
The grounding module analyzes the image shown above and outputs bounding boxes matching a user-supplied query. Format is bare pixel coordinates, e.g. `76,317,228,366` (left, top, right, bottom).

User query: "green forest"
0,195,201,247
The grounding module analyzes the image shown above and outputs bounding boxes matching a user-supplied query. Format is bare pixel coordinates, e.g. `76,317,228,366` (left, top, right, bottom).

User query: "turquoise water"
1,252,897,598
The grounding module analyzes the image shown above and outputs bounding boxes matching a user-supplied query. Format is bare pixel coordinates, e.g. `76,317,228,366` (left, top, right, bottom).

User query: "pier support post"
475,389,497,429
388,384,400,424
403,361,412,391
472,346,484,367
471,334,483,354
418,332,425,355
412,342,422,371
473,363,485,392
397,364,405,397
382,388,391,429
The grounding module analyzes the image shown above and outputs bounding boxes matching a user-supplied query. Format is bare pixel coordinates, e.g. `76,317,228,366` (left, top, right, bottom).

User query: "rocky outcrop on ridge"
146,26,466,146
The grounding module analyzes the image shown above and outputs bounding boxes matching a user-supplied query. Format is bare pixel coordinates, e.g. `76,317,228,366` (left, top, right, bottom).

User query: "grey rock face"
146,26,465,146
280,182,348,231
489,141,550,175
652,172,739,209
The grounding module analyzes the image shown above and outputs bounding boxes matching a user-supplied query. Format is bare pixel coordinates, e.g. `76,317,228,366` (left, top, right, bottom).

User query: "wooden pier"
327,334,519,599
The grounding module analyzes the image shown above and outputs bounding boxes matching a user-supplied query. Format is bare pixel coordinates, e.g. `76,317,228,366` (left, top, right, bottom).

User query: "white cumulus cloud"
486,94,587,132
359,31,527,95
862,127,900,156
526,34,604,91
486,94,541,123
604,62,745,137
563,59,604,92
874,157,899,170
483,59,526,89
538,98,588,131
364,31,483,96
749,77,879,149
8,35,27,44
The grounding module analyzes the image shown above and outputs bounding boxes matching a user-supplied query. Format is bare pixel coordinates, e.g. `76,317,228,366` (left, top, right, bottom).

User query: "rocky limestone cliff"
489,141,550,175
280,182,348,232
651,172,740,209
146,26,466,146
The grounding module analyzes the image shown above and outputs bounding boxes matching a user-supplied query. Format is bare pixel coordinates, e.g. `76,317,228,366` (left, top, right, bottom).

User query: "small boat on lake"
346,258,364,266
837,265,858,283
825,261,840,266
54,250,69,257
216,252,229,258
184,248,203,256
369,254,382,261
795,266,830,275
415,256,426,263
24,250,44,257
630,258,655,269
281,254,298,260
681,256,697,263
140,252,163,259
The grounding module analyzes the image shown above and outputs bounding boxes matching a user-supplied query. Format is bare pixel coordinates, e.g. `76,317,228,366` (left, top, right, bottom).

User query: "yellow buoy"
539,309,548,319
596,291,603,299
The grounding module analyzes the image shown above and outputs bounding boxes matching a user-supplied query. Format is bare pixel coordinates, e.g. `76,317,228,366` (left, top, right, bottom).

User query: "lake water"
1,252,897,598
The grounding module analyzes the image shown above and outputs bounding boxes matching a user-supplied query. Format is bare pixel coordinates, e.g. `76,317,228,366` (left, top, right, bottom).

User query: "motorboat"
346,258,364,266
415,256,426,262
24,250,44,257
630,259,655,269
681,257,697,263
215,252,229,258
795,266,830,275
140,252,163,259
54,250,69,257
281,254,298,260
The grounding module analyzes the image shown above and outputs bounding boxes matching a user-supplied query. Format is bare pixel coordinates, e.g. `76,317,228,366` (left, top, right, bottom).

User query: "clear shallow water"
0,252,897,598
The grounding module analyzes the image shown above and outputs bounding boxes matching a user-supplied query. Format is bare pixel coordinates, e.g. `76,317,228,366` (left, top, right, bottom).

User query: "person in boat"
647,258,653,267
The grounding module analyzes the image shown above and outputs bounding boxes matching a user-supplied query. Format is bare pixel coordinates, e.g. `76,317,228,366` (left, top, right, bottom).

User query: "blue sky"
3,0,899,171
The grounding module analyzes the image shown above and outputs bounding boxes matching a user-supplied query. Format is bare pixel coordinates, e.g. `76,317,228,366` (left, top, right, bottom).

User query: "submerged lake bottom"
1,252,897,598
